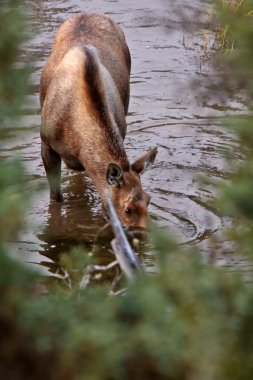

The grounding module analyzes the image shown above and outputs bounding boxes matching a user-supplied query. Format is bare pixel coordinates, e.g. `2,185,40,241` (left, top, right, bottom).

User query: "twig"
87,260,119,273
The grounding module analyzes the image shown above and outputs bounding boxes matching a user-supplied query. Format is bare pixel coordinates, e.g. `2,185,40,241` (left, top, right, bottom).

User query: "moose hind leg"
41,141,62,202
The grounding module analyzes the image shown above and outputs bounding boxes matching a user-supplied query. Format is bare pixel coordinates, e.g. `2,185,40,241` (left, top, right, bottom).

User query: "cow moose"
40,13,157,228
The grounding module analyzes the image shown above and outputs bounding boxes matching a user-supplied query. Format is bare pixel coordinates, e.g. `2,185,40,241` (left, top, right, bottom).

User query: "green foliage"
0,0,30,130
1,1,253,380
0,159,27,241
213,0,253,261
214,0,253,93
1,245,253,380
0,0,28,243
214,0,253,49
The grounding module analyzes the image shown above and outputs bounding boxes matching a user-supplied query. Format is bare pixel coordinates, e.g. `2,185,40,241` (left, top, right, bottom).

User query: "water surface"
3,0,249,281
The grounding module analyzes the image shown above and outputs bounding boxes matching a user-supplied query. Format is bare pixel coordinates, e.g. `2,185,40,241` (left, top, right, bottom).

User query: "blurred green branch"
0,0,30,130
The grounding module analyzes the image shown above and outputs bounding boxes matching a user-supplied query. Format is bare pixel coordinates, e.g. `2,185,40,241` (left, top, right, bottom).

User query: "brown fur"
40,13,157,228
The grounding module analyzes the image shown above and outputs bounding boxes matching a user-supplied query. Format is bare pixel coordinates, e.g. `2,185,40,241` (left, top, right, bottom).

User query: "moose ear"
131,147,157,175
106,163,124,187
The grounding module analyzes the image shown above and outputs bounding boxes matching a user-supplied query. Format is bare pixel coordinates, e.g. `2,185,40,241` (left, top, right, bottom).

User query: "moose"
40,13,157,228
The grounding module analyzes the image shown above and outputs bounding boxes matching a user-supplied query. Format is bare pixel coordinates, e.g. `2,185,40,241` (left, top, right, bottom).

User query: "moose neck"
79,45,130,197
57,45,130,200
77,111,130,200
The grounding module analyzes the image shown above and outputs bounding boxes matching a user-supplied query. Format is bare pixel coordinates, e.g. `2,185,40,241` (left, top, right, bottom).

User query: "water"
3,0,249,281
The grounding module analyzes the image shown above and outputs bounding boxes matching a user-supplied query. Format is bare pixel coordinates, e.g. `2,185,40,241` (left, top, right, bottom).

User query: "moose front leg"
41,140,62,202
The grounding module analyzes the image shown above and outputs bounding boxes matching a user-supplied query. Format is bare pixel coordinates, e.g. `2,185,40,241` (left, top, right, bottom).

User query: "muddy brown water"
3,0,251,282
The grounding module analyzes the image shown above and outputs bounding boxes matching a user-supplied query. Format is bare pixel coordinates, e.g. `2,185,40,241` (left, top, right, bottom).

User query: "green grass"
215,0,253,49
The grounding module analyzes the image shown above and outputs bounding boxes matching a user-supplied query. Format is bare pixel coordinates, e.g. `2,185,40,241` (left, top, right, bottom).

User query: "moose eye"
125,207,133,216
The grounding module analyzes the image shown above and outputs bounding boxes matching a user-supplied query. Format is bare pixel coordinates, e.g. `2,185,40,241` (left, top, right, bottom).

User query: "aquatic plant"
214,0,253,49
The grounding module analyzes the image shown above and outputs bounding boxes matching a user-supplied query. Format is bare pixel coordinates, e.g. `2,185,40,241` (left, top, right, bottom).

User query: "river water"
3,0,251,281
